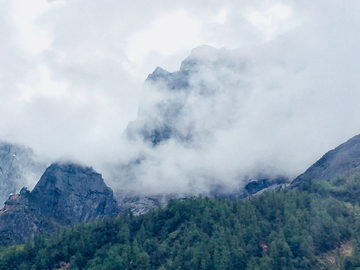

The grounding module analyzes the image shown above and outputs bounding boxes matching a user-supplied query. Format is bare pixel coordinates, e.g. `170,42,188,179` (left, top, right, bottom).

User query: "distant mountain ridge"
1,45,360,247
2,132,360,245
290,134,360,189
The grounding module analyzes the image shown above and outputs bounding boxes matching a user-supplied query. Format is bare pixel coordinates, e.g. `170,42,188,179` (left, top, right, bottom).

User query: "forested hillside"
1,182,360,270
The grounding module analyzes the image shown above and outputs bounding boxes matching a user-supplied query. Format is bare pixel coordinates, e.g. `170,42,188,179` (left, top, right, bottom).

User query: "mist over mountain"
0,142,46,206
2,42,360,204
107,43,360,196
2,1,360,266
1,0,360,201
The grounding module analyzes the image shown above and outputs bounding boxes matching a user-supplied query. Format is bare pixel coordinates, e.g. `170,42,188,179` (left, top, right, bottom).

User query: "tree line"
1,183,360,269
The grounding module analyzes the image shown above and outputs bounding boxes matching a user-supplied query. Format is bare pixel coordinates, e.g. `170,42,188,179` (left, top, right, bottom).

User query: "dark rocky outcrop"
290,134,360,189
0,188,60,246
30,163,119,225
244,177,289,195
0,163,119,246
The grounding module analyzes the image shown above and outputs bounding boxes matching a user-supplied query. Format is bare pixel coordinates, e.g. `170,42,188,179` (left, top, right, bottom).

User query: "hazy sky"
2,0,360,191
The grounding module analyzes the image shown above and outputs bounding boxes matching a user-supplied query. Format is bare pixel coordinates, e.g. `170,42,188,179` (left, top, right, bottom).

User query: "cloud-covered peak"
110,23,360,195
2,0,360,198
115,46,296,195
180,45,231,71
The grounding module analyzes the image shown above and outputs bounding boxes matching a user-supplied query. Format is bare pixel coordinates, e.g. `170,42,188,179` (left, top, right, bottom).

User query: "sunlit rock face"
0,163,120,246
0,142,46,206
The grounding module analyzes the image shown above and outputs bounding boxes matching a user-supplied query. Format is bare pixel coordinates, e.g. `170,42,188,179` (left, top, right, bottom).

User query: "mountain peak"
32,162,108,195
31,162,119,225
0,162,120,246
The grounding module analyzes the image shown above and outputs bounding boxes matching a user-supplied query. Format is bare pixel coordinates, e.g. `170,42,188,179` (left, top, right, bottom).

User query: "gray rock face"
0,191,35,246
125,46,241,147
0,142,46,206
290,134,360,189
30,163,119,225
0,188,60,246
116,176,289,215
0,163,120,246
115,192,189,215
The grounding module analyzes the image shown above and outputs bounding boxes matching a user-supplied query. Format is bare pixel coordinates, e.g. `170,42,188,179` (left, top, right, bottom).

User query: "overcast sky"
2,0,360,190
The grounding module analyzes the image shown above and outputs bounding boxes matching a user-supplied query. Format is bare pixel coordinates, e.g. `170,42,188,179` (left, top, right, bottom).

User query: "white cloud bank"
1,0,360,192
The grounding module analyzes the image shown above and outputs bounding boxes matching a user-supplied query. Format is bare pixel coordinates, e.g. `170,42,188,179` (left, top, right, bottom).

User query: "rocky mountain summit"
290,134,360,189
31,163,119,225
0,163,119,246
125,46,237,147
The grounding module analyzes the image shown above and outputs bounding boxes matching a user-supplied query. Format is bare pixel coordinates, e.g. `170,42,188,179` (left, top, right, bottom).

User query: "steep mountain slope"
0,163,119,246
0,142,46,206
290,134,360,189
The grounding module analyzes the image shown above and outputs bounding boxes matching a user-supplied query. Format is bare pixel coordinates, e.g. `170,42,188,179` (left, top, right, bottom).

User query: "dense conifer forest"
1,179,360,269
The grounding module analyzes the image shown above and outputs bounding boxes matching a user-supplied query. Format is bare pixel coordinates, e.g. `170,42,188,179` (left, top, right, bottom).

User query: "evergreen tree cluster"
0,187,359,270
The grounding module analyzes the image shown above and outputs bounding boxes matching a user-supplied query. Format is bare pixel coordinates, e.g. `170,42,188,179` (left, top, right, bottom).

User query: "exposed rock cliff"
0,163,119,246
0,188,60,246
30,163,119,225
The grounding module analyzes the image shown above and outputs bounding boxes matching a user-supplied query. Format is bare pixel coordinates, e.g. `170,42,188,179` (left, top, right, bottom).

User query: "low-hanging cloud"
1,0,360,194
107,5,360,195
